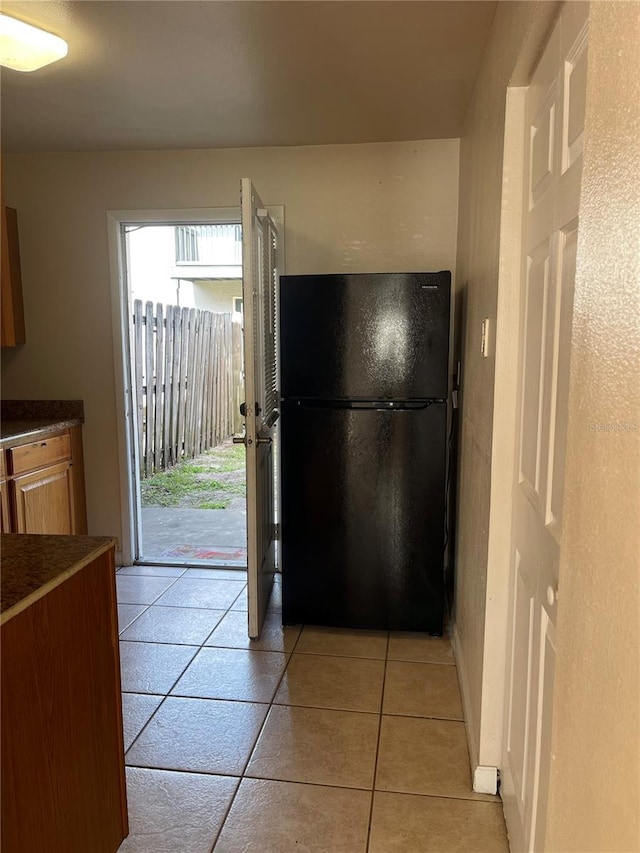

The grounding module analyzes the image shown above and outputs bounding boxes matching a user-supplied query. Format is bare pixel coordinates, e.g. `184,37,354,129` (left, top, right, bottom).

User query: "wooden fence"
132,300,243,477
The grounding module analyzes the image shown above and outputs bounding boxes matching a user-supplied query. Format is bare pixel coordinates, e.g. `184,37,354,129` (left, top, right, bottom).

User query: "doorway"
118,213,247,569
108,192,284,636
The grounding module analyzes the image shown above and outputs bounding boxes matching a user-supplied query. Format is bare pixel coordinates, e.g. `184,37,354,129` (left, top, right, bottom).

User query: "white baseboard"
474,765,499,795
451,623,480,781
115,550,124,567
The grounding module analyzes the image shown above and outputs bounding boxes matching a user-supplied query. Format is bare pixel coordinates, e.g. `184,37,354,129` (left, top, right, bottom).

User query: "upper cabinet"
1,206,26,347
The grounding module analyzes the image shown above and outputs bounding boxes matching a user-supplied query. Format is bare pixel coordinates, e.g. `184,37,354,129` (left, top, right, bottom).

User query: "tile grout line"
122,760,499,804
118,567,284,850
283,650,388,661
124,761,382,795
364,630,390,853
122,572,249,763
118,574,467,849
124,692,172,757
123,690,464,722
377,711,465,723
122,613,204,758
118,576,199,731
117,603,151,635
207,584,299,852
234,612,304,777
365,784,501,804
207,777,241,853
116,571,185,612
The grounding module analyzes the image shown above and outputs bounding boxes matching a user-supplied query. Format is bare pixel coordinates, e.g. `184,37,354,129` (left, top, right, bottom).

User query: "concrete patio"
140,506,247,566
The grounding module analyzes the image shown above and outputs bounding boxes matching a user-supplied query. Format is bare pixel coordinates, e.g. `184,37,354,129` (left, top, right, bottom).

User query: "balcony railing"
175,224,242,266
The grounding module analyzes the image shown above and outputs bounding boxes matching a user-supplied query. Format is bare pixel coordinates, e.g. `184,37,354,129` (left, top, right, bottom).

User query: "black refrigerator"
279,271,450,634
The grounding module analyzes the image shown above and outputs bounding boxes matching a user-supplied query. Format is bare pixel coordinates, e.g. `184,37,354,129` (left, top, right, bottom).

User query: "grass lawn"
141,440,246,510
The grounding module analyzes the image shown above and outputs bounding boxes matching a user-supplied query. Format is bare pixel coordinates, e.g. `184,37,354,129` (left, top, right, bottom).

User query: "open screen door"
240,178,279,639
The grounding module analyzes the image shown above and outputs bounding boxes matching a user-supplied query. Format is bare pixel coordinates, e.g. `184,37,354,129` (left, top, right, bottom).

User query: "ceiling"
0,1,497,154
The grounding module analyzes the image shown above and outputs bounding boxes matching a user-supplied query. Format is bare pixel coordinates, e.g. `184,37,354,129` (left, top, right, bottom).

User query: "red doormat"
159,544,247,561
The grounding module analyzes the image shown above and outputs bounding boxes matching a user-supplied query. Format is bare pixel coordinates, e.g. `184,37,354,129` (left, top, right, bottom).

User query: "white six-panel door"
501,4,589,850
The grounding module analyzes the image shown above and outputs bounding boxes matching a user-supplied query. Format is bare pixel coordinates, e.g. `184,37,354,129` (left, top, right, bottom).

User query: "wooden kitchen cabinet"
0,453,10,533
1,206,26,347
3,426,87,535
1,535,128,852
11,460,75,534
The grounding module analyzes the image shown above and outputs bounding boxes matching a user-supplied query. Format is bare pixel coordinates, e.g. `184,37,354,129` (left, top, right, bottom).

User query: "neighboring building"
127,223,243,314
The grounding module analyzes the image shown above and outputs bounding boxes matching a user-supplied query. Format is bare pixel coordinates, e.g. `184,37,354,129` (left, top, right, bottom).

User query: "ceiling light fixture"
0,13,67,72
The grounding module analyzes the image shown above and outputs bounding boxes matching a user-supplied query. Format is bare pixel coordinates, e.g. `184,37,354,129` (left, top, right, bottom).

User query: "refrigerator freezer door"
280,272,450,400
281,400,447,632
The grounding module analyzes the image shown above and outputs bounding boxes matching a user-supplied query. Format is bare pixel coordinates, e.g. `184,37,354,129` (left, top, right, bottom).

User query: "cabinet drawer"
8,433,71,476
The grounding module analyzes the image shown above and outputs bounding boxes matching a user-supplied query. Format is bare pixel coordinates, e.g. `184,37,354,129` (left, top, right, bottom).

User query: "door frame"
452,86,529,793
106,205,284,566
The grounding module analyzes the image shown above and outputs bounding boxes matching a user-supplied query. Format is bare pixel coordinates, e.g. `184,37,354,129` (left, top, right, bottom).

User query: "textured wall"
546,3,640,850
1,140,459,541
453,1,559,767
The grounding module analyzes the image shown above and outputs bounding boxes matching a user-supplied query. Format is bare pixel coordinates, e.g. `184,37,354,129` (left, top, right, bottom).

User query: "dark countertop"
1,400,84,448
1,534,116,623
1,418,84,447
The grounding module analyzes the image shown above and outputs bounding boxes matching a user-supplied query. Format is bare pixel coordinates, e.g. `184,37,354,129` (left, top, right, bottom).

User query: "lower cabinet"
1,541,128,852
0,481,10,533
0,454,9,533
2,426,87,535
11,461,75,534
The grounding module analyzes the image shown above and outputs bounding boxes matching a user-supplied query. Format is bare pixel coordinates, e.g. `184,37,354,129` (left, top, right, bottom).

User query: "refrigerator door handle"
290,399,445,411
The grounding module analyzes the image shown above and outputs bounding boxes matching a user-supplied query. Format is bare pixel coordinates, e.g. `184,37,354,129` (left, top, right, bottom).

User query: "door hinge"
274,523,280,541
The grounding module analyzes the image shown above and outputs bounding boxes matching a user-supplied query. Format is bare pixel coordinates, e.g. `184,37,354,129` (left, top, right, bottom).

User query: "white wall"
1,139,459,540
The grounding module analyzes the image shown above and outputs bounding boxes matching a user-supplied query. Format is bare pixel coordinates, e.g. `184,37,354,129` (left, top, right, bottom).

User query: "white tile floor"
116,565,509,852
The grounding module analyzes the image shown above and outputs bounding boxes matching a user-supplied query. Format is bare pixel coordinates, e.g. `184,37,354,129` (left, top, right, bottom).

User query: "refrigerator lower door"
281,401,446,632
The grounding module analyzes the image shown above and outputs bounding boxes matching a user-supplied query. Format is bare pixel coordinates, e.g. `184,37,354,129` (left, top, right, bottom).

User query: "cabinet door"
0,451,9,532
0,480,10,533
1,206,26,347
11,462,75,534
